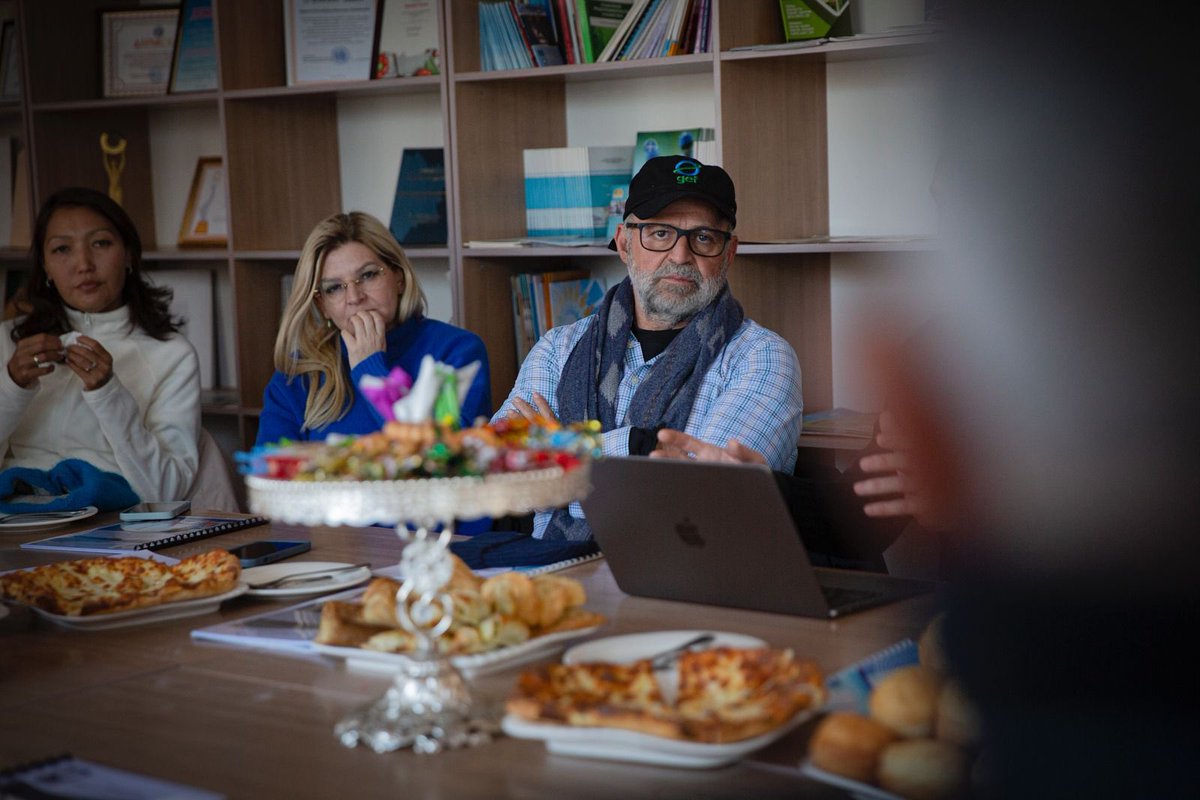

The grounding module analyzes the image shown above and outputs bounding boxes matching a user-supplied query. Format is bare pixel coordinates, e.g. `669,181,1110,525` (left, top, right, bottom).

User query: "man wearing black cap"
494,156,803,541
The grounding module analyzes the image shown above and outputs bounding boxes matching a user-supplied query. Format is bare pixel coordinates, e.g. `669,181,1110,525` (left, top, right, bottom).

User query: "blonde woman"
256,212,491,444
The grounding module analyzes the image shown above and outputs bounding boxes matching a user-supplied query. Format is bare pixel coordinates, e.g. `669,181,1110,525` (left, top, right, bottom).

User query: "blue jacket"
256,316,492,446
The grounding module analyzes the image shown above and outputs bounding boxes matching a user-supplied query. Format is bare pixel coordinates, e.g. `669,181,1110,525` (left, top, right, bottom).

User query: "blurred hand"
652,429,767,464
853,410,951,529
509,391,558,424
341,310,387,368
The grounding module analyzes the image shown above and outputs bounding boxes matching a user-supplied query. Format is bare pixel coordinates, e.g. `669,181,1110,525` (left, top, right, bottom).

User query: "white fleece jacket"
0,306,200,502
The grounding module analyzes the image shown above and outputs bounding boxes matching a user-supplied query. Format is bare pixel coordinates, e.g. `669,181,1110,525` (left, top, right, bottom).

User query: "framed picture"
284,0,377,85
178,157,227,247
0,20,21,101
101,8,179,98
169,0,217,93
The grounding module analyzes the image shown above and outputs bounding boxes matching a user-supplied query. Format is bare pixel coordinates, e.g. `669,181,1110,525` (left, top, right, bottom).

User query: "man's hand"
853,410,949,529
652,428,767,464
340,310,387,368
508,391,558,424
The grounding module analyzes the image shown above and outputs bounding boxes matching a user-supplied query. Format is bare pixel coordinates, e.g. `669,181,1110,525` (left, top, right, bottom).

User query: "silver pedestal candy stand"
245,462,591,754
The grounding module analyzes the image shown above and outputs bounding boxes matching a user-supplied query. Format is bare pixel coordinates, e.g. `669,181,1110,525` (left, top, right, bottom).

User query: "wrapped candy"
357,357,481,427
359,367,414,422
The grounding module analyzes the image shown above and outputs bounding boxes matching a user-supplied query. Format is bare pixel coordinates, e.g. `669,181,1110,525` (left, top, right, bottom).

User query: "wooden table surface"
0,513,940,799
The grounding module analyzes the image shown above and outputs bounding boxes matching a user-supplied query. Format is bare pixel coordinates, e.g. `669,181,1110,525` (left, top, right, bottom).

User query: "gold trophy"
99,133,127,206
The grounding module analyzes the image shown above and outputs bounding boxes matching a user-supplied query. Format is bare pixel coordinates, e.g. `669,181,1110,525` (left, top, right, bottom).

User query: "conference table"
0,513,940,799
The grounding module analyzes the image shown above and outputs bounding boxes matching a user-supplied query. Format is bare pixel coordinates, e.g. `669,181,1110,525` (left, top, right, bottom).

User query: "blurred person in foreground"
905,3,1197,796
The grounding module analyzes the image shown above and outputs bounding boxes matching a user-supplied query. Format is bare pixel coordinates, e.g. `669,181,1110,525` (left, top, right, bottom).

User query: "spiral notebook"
19,515,268,555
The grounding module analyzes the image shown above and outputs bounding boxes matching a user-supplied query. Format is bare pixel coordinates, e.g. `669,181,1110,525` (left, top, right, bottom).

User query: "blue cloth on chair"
0,459,139,513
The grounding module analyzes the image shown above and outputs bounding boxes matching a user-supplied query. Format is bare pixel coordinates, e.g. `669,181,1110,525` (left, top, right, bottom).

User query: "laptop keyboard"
820,585,880,609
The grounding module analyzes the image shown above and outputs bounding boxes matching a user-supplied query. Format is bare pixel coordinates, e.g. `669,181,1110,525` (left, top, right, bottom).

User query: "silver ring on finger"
32,354,40,366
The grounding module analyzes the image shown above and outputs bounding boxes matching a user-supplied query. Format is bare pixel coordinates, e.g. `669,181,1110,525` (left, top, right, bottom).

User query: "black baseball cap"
607,156,737,251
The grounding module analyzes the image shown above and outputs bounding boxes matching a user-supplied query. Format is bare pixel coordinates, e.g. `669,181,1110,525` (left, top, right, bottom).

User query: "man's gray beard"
631,259,727,327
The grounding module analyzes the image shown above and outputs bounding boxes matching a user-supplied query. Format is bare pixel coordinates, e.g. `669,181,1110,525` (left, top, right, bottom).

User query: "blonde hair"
273,211,427,431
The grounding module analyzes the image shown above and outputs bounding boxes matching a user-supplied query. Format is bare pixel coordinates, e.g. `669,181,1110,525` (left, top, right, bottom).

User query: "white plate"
562,629,767,665
27,583,248,631
313,624,603,679
800,760,902,799
502,710,813,769
242,561,373,598
0,506,98,532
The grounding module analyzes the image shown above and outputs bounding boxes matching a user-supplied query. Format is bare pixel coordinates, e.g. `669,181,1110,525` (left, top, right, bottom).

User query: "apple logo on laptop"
675,516,705,548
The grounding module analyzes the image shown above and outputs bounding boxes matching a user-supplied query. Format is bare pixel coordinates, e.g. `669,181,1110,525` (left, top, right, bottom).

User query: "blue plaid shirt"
493,315,804,538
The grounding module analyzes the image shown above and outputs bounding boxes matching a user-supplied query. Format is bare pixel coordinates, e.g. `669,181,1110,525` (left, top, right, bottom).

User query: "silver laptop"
580,456,935,618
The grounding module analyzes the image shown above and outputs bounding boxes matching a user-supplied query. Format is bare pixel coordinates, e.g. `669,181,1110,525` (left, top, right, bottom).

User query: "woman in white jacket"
1,187,200,503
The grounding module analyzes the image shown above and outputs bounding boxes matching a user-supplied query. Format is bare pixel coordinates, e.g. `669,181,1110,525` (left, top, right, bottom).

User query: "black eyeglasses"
625,223,733,257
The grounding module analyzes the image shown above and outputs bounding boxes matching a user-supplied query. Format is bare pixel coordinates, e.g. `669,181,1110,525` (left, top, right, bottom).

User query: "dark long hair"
12,187,181,342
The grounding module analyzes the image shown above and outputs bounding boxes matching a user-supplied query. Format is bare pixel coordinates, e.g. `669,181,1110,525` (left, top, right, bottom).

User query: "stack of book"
595,0,713,62
479,0,712,71
510,270,606,361
523,145,634,240
480,1,565,70
801,409,878,440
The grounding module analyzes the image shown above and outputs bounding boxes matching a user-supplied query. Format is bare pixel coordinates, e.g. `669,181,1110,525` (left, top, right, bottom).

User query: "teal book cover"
632,127,713,175
389,148,447,245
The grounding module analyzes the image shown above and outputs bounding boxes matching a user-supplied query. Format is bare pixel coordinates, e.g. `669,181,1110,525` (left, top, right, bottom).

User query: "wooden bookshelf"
8,0,937,480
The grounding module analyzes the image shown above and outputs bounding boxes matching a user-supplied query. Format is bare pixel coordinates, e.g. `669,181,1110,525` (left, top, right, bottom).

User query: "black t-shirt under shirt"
627,326,683,455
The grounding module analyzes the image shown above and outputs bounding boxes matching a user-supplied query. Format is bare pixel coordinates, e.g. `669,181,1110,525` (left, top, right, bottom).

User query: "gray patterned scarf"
544,276,744,540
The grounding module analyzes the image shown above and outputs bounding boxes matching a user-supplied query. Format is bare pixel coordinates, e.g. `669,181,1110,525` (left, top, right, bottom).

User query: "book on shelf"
0,135,10,247
20,514,269,555
8,138,29,248
464,235,602,248
146,269,216,390
552,0,580,63
388,147,447,245
514,1,565,66
594,0,651,62
510,270,605,360
779,0,853,42
574,0,635,63
373,0,440,78
479,1,534,71
620,0,673,60
801,408,878,439
632,127,714,174
523,145,634,239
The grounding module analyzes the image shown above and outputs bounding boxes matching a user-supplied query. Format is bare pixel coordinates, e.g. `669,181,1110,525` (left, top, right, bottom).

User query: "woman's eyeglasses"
313,267,386,302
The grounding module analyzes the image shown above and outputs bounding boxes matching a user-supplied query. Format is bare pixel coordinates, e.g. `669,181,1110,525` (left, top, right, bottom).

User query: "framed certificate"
169,0,217,93
178,157,227,247
284,0,377,85
101,9,180,98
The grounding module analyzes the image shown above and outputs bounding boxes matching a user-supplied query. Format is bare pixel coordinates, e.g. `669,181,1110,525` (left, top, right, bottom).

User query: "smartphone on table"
226,540,312,568
119,501,191,521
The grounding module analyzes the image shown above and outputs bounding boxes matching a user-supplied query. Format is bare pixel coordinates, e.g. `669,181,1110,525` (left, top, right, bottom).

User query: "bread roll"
918,613,948,674
936,681,983,748
877,738,969,800
869,665,942,738
808,712,897,783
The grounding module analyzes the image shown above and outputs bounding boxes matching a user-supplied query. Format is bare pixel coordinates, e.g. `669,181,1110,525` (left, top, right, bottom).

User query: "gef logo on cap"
674,159,701,184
